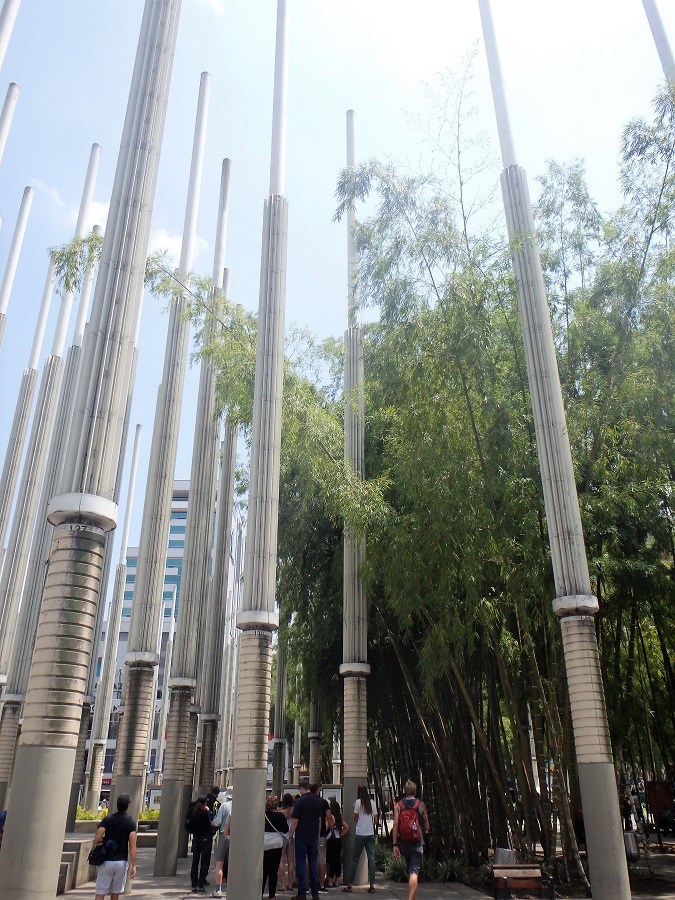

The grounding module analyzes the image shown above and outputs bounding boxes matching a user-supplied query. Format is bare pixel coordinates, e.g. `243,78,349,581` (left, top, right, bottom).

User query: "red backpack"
397,798,422,844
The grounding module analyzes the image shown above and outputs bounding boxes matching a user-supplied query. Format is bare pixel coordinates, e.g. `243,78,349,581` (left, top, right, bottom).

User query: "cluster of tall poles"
0,0,672,899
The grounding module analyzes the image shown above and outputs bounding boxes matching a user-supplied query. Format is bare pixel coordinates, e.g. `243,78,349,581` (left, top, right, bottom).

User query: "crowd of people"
90,778,429,900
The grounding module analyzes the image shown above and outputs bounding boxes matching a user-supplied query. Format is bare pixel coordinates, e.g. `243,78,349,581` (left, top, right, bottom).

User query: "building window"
169,525,186,535
122,607,131,617
172,511,187,520
168,540,184,549
125,574,136,583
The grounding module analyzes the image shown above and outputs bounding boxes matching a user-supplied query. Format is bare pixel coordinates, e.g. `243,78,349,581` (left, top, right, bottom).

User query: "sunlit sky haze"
0,0,673,560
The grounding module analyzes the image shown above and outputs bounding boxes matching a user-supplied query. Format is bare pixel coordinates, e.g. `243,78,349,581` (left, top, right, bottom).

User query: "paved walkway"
64,848,487,900
63,845,675,899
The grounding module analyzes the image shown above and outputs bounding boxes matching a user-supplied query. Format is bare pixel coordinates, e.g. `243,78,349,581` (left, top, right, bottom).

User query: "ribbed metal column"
115,67,207,825
0,698,19,807
154,158,230,875
0,184,32,352
0,260,54,567
197,418,237,795
217,521,244,782
229,184,287,895
0,240,99,809
85,424,142,811
0,144,100,687
0,2,181,896
340,109,369,885
272,641,287,795
152,590,175,785
308,696,321,784
478,3,629,897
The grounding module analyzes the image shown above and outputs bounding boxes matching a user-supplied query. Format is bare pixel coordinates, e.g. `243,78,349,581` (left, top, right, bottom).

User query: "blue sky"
0,0,674,562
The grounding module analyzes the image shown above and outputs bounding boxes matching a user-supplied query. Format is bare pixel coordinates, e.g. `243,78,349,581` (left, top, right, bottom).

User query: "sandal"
342,888,352,893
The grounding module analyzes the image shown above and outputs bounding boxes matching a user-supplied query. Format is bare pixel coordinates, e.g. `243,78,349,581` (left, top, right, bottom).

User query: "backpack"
398,799,422,844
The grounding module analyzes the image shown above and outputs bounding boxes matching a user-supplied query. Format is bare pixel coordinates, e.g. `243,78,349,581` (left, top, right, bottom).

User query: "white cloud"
149,227,209,268
31,178,109,235
190,0,224,16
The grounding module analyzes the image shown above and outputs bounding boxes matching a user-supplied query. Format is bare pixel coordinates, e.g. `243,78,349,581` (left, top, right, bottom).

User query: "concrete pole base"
342,775,370,886
228,767,267,900
84,741,104,812
0,744,74,899
112,774,145,824
0,699,21,808
154,778,185,876
578,761,631,900
179,782,193,857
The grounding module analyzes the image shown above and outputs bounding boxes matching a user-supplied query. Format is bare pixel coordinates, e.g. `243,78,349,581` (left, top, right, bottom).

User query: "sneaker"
210,892,222,898
319,889,328,894
192,890,200,895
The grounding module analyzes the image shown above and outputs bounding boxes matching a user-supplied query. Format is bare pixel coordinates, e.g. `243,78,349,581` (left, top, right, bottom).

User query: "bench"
493,864,543,899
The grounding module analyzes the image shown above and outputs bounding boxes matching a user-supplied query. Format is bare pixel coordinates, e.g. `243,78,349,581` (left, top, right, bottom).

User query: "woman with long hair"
343,784,377,893
277,793,296,890
326,799,349,887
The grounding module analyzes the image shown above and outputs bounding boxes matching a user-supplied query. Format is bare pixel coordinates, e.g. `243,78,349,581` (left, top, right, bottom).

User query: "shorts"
95,860,128,895
214,836,230,863
318,835,327,865
400,843,423,876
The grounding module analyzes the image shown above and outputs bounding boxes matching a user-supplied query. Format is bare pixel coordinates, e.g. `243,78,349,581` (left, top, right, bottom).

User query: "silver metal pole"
642,0,675,81
0,145,100,684
0,1,182,895
0,0,20,73
0,185,32,350
478,2,630,897
114,66,210,871
84,424,142,811
0,260,55,566
341,108,369,885
153,589,176,786
0,81,18,164
229,2,289,895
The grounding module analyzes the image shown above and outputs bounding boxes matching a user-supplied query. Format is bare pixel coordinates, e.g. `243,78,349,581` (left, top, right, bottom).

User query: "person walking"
264,794,290,900
93,792,137,900
210,789,232,898
289,778,322,900
278,793,296,890
392,781,429,900
188,796,214,894
326,800,349,887
343,784,378,893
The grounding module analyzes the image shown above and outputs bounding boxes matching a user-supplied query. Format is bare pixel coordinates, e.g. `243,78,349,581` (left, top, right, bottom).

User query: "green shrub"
139,808,160,820
384,853,408,883
76,805,106,820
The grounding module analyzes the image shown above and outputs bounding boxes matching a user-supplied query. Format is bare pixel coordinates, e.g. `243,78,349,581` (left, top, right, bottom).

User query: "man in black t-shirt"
311,783,333,891
94,793,137,900
289,779,322,900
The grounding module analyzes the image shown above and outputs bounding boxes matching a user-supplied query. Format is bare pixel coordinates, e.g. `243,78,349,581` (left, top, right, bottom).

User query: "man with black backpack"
392,781,429,900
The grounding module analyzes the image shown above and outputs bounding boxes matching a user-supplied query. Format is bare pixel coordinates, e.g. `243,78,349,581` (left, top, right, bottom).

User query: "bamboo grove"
51,77,675,877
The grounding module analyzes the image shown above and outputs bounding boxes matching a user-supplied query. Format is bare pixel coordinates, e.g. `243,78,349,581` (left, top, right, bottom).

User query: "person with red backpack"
392,781,429,900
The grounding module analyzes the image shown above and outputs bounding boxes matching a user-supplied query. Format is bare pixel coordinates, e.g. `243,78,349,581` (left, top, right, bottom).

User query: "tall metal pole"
0,0,20,73
228,1,289,896
0,144,101,690
197,419,237,795
0,260,55,566
0,2,181,896
153,587,176,786
0,225,100,809
84,424,142,812
341,109,369,883
308,696,321,784
642,0,675,81
477,3,630,898
0,81,18,165
112,67,208,829
155,154,231,874
218,519,243,782
0,184,32,351
272,641,287,794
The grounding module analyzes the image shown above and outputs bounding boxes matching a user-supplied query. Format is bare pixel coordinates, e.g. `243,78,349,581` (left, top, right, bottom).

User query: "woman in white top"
343,784,378,892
